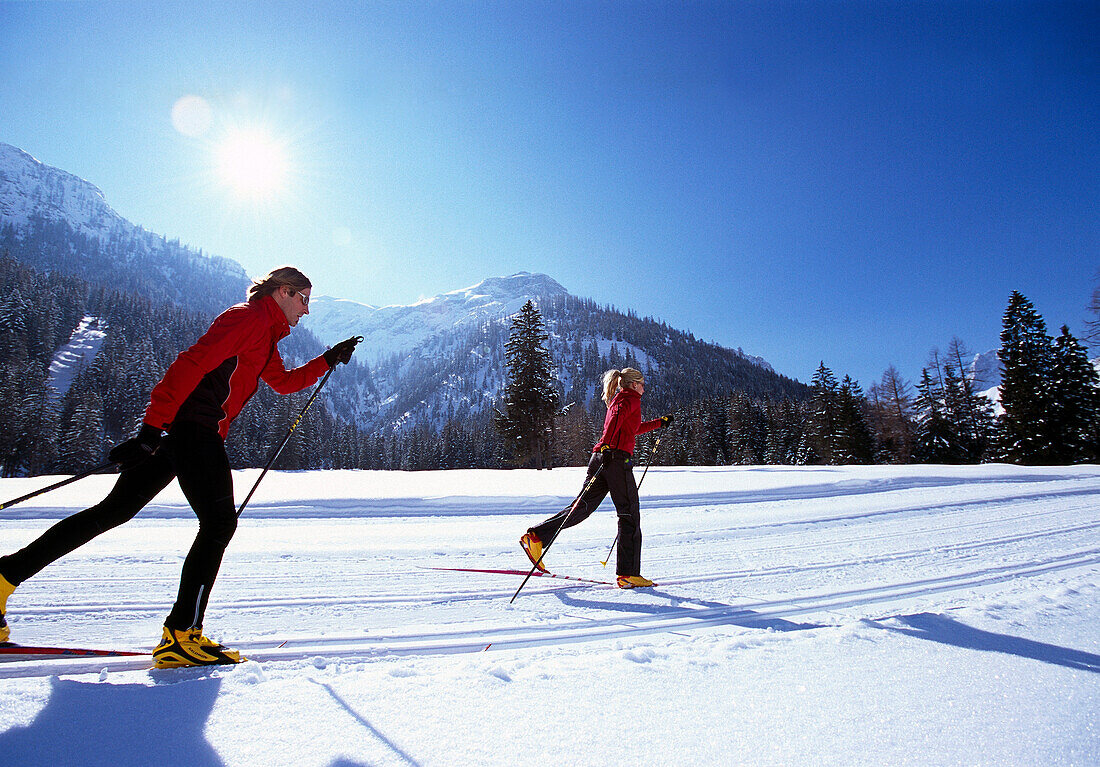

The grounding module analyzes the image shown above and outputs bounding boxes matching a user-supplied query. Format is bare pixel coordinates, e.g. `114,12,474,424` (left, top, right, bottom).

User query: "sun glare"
214,128,289,200
171,95,212,137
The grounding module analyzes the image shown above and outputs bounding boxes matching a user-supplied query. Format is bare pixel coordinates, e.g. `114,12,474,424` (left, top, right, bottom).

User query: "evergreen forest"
1,251,1097,477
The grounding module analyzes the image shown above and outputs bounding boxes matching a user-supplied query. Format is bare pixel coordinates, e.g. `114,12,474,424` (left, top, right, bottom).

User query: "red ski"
427,566,616,586
0,642,146,660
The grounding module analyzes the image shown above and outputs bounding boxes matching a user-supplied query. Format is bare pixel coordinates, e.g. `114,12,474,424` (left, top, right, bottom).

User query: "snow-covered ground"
0,464,1097,766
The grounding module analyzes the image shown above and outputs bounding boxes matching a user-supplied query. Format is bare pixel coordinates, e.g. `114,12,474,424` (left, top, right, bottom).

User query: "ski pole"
600,435,661,567
1,460,116,511
236,339,360,517
510,461,606,603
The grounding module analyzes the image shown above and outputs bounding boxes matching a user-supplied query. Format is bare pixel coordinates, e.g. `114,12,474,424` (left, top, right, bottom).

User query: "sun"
214,128,289,200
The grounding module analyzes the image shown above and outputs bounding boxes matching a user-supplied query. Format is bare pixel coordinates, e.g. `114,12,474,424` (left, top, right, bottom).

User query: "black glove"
659,414,674,428
324,336,362,367
109,423,163,470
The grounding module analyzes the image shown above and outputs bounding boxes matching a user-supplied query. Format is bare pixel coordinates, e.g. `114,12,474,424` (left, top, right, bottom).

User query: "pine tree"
495,301,559,468
1049,325,1100,462
940,363,996,463
868,366,916,463
913,368,958,463
763,399,807,465
808,363,841,463
943,338,997,462
685,401,711,465
0,288,29,364
1086,272,1100,346
998,292,1057,464
56,374,104,471
835,376,875,464
0,359,52,475
727,392,765,464
553,402,595,466
25,392,61,475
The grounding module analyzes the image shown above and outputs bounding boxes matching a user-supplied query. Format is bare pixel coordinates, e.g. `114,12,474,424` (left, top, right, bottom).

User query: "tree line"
493,294,1099,469
2,252,1097,475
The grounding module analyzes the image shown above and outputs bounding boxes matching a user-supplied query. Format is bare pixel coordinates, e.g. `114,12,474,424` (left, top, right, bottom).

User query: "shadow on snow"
552,588,825,633
310,679,423,767
0,672,421,767
0,673,225,767
866,612,1100,673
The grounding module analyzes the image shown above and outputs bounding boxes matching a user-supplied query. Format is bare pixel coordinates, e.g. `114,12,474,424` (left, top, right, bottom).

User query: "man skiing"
0,266,360,667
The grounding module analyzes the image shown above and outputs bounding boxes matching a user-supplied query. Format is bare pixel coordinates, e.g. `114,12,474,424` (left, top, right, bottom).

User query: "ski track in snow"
1,466,1097,681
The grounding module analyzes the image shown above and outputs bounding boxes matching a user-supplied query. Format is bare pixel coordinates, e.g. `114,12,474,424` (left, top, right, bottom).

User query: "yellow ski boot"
152,626,244,668
617,575,655,589
0,573,15,643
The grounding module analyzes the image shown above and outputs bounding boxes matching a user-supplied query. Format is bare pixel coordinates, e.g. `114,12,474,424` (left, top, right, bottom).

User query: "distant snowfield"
0,464,1097,766
46,316,107,398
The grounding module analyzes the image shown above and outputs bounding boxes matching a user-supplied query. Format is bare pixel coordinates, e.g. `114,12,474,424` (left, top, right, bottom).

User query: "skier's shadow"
553,588,822,633
311,679,423,766
866,612,1100,673
0,673,225,767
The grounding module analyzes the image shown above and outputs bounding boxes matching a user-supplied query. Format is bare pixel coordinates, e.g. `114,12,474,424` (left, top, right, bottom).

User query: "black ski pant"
529,449,642,576
0,422,237,632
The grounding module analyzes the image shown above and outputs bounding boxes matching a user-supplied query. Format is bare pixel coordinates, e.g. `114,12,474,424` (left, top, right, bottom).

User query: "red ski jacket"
144,294,331,439
592,387,661,456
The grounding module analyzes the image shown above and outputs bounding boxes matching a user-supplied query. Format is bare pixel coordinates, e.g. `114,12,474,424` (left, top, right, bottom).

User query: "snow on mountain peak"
410,272,567,309
307,273,568,363
967,349,1002,390
1,141,250,312
0,142,125,240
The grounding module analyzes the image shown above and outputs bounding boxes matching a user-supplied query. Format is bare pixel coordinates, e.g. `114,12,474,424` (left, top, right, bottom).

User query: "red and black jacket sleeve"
143,297,329,437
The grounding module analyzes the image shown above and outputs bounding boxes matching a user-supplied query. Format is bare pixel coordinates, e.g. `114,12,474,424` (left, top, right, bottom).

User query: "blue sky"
1,1,1097,388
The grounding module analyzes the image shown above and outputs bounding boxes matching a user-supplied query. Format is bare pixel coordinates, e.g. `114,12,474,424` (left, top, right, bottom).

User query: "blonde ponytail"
602,367,644,404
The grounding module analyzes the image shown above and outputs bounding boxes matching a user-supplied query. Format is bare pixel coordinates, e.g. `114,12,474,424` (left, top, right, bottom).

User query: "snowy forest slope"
0,142,807,474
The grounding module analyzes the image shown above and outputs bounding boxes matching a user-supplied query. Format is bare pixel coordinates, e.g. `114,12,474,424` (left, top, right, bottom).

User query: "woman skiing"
521,367,671,588
0,266,360,667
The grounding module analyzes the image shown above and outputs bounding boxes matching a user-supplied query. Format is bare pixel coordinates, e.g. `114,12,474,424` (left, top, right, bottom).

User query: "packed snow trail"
2,546,1098,680
1,465,1098,766
0,465,1097,678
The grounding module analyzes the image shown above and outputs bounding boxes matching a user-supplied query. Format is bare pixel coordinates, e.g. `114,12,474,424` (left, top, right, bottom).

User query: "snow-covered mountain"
966,349,1001,390
0,144,127,239
308,273,569,364
0,142,249,314
967,349,1003,411
1,140,802,450
309,272,775,374
304,271,797,435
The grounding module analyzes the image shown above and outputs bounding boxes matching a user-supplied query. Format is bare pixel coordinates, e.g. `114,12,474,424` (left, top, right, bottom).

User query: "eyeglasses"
291,290,310,307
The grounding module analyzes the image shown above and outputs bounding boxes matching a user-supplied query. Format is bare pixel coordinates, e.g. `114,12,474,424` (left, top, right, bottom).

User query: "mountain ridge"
0,141,249,315
309,272,570,365
308,271,777,376
1,140,808,470
0,143,124,239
